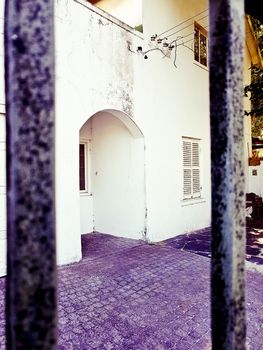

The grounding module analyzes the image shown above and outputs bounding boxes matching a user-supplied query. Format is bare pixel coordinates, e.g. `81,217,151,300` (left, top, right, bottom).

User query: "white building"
0,0,260,276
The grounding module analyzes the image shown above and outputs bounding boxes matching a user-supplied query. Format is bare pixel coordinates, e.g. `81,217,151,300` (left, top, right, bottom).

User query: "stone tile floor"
0,231,262,349
163,219,263,265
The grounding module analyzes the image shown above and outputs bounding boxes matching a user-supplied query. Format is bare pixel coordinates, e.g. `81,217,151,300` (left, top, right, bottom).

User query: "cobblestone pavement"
0,232,262,349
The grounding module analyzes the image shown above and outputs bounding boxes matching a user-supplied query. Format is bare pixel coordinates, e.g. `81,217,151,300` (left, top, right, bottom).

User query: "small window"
182,137,201,199
194,23,208,67
79,143,87,191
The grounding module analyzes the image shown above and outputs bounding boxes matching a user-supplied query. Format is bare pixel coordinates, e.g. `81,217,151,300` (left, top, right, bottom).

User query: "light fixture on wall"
133,31,198,68
136,35,180,65
150,34,157,42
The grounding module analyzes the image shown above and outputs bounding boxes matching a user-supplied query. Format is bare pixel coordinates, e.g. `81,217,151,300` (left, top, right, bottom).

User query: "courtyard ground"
0,229,262,350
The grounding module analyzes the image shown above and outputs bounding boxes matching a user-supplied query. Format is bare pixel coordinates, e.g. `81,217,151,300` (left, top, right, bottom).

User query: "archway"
79,109,146,240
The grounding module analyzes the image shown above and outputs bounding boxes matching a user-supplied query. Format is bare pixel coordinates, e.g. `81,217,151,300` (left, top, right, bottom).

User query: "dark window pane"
79,144,86,190
194,28,199,62
200,33,207,66
194,24,207,66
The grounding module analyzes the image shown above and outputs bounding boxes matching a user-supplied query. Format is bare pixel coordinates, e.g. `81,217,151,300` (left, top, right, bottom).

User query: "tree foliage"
244,17,263,138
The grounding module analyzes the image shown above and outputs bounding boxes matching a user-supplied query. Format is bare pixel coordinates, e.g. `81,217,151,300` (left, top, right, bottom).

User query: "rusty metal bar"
4,0,57,348
209,0,246,349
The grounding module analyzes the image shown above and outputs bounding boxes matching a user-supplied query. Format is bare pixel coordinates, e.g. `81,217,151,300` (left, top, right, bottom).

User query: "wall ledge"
73,0,144,39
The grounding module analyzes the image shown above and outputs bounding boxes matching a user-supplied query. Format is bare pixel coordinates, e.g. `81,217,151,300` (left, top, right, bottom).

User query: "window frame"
182,137,202,200
79,140,91,194
194,22,208,67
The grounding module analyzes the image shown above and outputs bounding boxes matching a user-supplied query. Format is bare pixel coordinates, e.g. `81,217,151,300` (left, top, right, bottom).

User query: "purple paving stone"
184,240,210,252
246,246,261,255
248,256,263,265
0,233,263,349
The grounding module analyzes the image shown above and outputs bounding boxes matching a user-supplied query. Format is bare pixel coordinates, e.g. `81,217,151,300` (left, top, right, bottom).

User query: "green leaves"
244,17,263,138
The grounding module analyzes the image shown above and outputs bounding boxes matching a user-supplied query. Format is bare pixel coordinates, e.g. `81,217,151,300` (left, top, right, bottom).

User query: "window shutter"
192,142,200,197
183,169,192,198
192,142,199,167
183,141,192,167
192,169,200,196
183,141,192,199
182,138,201,199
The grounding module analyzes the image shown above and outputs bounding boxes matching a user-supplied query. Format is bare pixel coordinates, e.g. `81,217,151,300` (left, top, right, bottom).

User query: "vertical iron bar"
209,0,246,349
4,0,57,349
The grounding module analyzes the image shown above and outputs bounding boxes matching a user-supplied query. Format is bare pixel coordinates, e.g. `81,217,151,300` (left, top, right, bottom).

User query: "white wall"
89,0,142,28
79,110,146,239
55,0,141,265
137,0,211,241
80,194,94,233
248,163,263,197
91,111,145,239
55,0,212,249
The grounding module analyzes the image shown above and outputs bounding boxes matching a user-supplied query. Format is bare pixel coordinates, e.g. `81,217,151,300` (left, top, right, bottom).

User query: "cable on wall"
128,9,209,68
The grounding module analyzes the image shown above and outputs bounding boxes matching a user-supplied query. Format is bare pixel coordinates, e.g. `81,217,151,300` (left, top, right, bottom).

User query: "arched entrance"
79,109,146,240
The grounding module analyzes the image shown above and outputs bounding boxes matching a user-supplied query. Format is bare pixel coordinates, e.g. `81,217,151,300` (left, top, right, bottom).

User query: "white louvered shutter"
182,138,201,199
192,142,200,198
183,141,192,199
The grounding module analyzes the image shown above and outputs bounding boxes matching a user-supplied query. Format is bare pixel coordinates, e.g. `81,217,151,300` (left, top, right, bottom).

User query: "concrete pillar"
209,1,246,349
4,0,57,348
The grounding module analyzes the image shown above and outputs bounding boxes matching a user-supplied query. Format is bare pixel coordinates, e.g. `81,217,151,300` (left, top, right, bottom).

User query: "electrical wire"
142,47,167,57
164,14,208,39
173,44,178,68
177,38,194,47
135,14,209,68
157,8,208,37
175,24,209,43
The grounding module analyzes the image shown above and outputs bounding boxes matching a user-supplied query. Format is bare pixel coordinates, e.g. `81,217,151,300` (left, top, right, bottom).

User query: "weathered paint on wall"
87,0,142,28
55,0,139,265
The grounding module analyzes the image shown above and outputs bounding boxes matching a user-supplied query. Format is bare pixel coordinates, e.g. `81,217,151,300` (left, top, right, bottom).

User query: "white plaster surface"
88,0,142,28
79,110,145,239
248,163,263,197
91,111,145,239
